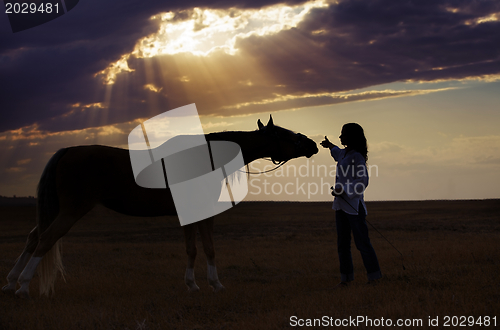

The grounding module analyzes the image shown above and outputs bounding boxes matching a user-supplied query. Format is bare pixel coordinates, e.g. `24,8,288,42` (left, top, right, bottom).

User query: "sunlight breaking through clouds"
221,88,459,111
465,12,500,26
97,0,328,84
144,84,163,93
96,54,135,85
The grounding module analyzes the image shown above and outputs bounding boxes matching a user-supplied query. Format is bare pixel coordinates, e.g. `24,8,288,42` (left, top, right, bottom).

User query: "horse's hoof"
187,285,200,293
2,284,16,295
211,283,225,293
14,289,30,299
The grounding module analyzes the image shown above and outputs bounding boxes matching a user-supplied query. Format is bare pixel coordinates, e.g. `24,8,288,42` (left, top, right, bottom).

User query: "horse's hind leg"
16,207,89,298
2,227,39,294
198,217,225,292
183,223,200,292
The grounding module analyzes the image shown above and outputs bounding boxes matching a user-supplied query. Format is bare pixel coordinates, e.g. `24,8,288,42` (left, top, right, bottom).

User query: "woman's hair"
342,123,368,162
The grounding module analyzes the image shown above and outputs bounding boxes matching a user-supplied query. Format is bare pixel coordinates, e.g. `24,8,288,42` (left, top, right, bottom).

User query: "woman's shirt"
330,146,369,215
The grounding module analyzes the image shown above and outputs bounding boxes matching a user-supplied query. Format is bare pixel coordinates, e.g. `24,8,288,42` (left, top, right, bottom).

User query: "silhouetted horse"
2,116,318,298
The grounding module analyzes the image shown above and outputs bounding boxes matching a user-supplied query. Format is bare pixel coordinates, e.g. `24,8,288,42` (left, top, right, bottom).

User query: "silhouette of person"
321,123,381,287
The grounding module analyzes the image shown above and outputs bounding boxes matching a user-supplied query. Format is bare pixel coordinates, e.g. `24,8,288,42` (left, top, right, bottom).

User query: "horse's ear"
258,119,264,130
267,115,274,128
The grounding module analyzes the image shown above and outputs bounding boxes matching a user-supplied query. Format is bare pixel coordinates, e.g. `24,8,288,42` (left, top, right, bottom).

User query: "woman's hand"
320,136,335,149
331,186,343,196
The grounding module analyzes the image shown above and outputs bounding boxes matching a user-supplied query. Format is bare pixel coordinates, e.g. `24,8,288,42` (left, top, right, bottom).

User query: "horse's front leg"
183,223,200,292
198,216,225,292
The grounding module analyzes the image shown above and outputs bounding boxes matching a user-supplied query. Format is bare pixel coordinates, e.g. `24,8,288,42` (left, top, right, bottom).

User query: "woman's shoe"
334,281,349,289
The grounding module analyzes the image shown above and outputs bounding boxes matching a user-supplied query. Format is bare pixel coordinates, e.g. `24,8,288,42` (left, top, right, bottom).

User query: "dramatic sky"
1,0,499,201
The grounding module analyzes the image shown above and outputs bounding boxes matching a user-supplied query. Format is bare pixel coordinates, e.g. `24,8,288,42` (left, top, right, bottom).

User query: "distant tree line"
0,195,36,205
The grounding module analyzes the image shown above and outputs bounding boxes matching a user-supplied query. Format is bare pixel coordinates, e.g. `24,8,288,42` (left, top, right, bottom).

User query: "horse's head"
257,115,318,163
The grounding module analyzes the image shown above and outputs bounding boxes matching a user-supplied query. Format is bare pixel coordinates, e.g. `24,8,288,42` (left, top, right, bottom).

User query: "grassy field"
0,200,499,329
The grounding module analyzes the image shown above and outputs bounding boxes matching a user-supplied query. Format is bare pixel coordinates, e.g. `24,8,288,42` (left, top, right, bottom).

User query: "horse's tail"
36,148,68,296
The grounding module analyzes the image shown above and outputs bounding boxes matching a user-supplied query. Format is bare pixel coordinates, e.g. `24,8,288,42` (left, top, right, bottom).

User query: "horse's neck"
206,131,268,165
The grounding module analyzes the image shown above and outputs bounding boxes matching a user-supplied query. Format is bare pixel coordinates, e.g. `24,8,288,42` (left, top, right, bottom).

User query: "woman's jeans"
335,204,382,282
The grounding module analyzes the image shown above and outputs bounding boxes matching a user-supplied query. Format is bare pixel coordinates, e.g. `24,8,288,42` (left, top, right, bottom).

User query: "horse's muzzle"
305,142,319,158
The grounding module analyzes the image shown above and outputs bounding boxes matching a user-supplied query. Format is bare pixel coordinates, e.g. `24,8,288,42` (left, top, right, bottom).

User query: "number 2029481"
5,2,60,14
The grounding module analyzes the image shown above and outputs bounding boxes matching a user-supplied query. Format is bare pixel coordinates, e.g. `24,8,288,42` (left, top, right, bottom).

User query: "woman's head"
339,123,368,162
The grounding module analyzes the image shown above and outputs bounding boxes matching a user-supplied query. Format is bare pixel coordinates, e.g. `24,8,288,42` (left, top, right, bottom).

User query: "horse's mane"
206,125,296,139
206,130,254,139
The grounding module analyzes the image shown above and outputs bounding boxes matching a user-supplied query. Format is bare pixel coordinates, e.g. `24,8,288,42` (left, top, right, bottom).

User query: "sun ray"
97,0,328,85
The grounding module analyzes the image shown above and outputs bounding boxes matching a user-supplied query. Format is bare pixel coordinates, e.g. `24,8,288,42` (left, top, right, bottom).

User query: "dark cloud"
0,0,297,132
1,0,499,133
229,0,500,101
246,0,500,92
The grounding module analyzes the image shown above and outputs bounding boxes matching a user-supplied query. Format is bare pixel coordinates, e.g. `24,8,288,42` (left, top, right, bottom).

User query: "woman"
321,123,381,287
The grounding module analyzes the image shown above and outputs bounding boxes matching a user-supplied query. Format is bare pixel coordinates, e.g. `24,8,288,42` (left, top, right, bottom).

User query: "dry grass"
0,200,499,329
